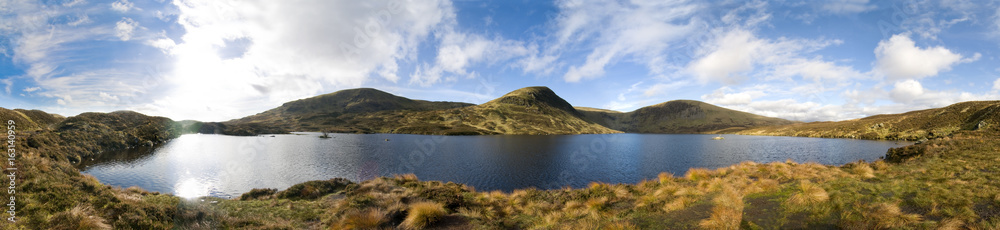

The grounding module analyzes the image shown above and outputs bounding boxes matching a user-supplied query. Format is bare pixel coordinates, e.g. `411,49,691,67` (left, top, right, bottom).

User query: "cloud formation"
874,34,973,81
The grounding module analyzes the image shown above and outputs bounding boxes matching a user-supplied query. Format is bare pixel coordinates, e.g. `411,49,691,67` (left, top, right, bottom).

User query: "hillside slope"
736,100,1000,140
349,87,621,135
578,100,796,133
222,88,473,134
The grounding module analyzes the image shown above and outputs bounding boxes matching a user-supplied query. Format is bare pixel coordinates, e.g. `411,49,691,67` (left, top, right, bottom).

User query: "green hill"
736,100,1000,140
26,110,182,163
578,100,796,134
199,88,473,135
0,108,65,131
334,86,621,135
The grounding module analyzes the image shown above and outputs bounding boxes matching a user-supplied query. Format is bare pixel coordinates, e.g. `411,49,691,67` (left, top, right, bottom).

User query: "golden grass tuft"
400,201,447,230
699,186,744,230
936,218,964,230
585,197,609,212
786,180,829,210
847,162,875,179
658,172,675,184
686,168,713,181
868,202,922,229
604,220,637,230
395,173,419,181
663,196,695,212
335,208,388,230
872,160,890,171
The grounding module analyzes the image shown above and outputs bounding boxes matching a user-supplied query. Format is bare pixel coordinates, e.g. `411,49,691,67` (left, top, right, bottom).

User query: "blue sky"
1,0,999,122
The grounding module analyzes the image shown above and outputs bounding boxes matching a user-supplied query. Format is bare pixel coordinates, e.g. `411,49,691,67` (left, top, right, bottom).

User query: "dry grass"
47,205,112,230
785,180,829,209
334,208,388,230
686,168,713,181
699,186,744,230
936,218,964,230
846,162,876,179
400,201,447,230
869,202,923,229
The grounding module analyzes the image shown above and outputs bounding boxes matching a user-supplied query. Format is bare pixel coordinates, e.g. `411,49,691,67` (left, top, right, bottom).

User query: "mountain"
0,108,65,131
304,86,619,135
577,100,797,133
203,88,474,135
736,100,1000,140
23,110,181,163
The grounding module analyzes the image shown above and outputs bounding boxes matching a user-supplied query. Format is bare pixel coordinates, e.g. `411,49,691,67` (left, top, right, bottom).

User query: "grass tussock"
400,201,447,230
334,208,388,230
699,185,745,230
785,180,829,209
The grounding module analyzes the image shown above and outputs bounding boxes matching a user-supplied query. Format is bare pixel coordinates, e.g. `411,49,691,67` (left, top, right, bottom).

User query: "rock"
976,120,988,130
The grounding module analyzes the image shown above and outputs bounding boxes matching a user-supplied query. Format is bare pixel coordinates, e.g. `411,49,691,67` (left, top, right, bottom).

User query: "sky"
0,0,999,122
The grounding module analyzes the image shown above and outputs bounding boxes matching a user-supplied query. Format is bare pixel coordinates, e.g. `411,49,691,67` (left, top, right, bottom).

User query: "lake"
78,133,910,198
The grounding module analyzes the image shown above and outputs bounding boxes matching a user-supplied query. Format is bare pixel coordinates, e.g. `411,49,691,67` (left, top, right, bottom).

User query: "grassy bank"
4,111,1000,229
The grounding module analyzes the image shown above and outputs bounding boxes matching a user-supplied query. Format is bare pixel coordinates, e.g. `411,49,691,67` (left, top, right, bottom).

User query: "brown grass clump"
868,202,922,229
335,208,388,229
785,180,829,210
936,218,964,230
699,186,744,230
846,162,876,179
663,196,695,212
872,160,891,171
400,201,447,230
47,205,112,230
585,197,609,212
658,172,674,184
686,168,713,181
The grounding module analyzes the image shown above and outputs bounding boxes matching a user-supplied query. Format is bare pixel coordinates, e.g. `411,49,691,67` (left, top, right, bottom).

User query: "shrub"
400,201,447,230
239,188,277,200
275,178,354,200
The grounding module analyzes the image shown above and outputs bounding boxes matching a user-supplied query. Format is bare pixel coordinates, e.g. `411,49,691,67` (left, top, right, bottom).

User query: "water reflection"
80,133,910,198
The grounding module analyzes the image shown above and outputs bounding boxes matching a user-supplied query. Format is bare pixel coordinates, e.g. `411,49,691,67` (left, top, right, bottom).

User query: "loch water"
79,133,910,198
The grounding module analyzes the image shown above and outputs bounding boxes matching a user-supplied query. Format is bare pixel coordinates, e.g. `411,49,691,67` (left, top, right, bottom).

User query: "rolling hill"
736,100,1000,140
193,86,799,135
577,100,797,133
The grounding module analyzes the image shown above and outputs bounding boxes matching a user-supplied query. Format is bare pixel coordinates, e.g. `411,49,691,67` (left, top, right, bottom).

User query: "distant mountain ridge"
577,100,797,134
736,100,1000,140
223,88,473,134
198,86,793,135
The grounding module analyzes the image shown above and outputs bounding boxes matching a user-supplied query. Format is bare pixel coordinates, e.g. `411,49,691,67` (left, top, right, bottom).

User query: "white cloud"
874,34,968,81
67,14,91,26
993,78,1000,91
99,92,119,102
140,0,457,120
410,31,531,86
554,0,702,82
111,0,134,13
821,0,876,14
889,79,924,103
701,87,765,106
687,29,858,85
643,81,691,97
23,87,40,92
115,17,138,41
1,78,11,94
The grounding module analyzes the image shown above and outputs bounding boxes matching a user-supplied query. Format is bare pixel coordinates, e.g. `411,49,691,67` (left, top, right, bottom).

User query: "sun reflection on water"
174,178,210,199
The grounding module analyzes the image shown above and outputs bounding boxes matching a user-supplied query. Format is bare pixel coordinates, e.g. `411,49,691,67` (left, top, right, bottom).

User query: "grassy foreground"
2,129,997,229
